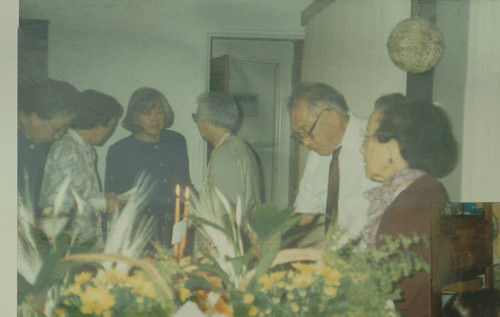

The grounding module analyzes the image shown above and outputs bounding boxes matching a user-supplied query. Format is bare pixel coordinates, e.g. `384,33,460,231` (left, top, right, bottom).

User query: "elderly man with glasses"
288,82,377,247
18,79,78,209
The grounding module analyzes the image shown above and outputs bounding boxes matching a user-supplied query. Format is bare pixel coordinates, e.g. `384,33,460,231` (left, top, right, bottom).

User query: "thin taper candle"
179,187,191,261
174,184,181,259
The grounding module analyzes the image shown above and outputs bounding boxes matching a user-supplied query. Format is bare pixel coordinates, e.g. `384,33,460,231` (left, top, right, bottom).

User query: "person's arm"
293,152,331,214
104,144,129,212
39,141,78,213
211,146,243,207
105,142,137,195
175,135,192,186
105,144,126,194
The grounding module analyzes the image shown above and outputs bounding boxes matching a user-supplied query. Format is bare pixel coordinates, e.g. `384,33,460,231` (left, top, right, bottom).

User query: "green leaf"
183,274,224,293
188,215,230,236
250,204,293,238
246,232,282,290
192,262,232,288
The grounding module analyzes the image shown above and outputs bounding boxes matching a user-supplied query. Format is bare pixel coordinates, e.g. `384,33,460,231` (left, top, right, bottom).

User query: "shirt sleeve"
89,196,106,211
39,141,79,213
293,151,332,214
175,135,192,186
105,144,123,194
104,143,136,195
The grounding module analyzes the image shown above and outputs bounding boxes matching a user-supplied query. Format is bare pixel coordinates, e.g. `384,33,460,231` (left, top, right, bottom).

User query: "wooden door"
206,54,230,160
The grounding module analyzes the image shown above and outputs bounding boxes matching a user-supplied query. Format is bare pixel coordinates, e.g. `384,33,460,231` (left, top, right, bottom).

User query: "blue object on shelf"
464,203,482,215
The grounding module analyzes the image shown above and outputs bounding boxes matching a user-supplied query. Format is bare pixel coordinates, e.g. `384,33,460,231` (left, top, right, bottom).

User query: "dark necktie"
325,146,341,233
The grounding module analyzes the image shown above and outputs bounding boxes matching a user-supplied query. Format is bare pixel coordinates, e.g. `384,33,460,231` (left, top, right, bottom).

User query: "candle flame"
184,187,190,199
175,184,181,196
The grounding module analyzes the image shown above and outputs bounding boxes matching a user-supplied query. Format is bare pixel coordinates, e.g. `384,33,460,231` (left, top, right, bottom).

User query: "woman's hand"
105,193,126,213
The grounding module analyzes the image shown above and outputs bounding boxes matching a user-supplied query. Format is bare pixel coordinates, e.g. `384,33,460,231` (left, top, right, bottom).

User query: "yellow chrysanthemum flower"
178,287,191,302
272,297,280,304
79,286,116,315
128,272,156,298
74,272,93,285
102,310,112,317
63,283,82,296
321,267,342,287
258,271,286,291
290,302,300,313
242,293,255,304
103,267,128,285
291,271,315,288
298,289,307,297
248,306,259,316
55,308,66,317
323,286,338,298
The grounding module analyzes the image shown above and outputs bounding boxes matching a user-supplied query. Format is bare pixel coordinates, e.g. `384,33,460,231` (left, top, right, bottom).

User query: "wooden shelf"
430,202,493,316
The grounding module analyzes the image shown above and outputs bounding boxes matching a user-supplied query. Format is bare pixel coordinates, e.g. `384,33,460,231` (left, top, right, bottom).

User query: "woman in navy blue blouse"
105,87,191,246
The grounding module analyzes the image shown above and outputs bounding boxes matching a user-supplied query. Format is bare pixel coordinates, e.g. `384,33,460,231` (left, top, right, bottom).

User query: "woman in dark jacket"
105,87,191,246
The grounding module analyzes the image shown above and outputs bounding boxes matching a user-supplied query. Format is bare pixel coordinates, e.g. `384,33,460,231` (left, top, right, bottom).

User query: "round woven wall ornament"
387,17,444,74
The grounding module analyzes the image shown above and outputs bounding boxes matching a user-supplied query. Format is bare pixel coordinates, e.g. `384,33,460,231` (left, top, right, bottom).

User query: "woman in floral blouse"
39,90,123,249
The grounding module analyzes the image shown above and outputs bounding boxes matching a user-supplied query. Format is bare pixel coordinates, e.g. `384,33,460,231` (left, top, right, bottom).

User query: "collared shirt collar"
67,128,87,146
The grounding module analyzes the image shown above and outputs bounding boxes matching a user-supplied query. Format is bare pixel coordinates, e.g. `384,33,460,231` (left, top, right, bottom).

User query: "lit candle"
179,187,191,261
174,184,181,257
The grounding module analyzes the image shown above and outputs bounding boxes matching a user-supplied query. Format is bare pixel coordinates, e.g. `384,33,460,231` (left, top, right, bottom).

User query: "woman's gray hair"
122,87,174,133
196,92,239,131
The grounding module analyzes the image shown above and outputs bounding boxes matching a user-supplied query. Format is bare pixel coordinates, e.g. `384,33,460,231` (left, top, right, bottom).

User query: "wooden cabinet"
430,202,493,316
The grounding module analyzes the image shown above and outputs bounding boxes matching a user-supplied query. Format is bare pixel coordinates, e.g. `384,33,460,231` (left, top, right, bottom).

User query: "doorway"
209,37,303,209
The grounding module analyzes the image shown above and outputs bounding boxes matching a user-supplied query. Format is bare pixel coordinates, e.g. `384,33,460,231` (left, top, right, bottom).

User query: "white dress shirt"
294,112,378,240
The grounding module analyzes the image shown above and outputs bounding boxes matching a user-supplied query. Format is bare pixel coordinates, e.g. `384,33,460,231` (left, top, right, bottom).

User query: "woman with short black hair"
359,99,458,316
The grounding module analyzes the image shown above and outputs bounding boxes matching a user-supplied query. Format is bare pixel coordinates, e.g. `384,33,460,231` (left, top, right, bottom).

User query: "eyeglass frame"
291,108,330,142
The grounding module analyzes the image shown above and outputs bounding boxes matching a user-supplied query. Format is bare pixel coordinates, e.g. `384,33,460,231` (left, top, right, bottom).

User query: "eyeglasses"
291,108,329,142
47,120,67,138
192,113,198,123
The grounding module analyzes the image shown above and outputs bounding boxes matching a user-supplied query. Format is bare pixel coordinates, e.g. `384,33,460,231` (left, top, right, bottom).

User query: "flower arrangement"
236,229,429,317
53,268,172,317
17,181,429,317
167,194,429,317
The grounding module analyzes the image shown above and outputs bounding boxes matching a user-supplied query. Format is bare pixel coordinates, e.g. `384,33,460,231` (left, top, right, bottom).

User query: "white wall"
461,0,500,201
19,0,310,190
302,0,409,117
434,0,471,201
